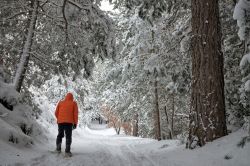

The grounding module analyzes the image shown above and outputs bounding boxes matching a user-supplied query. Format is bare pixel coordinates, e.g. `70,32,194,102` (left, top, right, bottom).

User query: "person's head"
65,92,74,101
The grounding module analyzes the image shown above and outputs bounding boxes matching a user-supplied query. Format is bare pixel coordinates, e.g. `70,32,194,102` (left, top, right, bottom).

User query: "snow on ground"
151,129,250,166
0,120,249,166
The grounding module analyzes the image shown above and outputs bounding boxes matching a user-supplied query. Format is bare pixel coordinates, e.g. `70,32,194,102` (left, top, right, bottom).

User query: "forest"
0,0,250,165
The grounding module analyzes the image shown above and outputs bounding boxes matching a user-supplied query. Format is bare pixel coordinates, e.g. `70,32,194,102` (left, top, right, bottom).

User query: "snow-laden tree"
220,0,245,130
0,0,29,83
90,8,157,137
1,0,116,93
233,0,250,135
155,4,191,140
92,1,191,139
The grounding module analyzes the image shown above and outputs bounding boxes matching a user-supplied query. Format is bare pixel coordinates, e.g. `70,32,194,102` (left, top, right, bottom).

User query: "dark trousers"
56,123,73,152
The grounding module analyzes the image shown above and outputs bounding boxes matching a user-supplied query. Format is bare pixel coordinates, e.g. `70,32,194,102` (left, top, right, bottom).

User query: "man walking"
55,92,78,157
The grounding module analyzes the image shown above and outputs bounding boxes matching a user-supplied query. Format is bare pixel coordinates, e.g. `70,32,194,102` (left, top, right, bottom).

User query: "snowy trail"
1,123,249,166
4,123,169,166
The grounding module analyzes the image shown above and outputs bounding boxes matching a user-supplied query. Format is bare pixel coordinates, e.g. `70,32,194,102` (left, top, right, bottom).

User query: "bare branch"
1,12,26,22
67,0,90,10
48,0,63,8
38,7,64,21
17,0,33,11
62,0,69,41
39,0,49,7
30,52,57,67
175,113,189,118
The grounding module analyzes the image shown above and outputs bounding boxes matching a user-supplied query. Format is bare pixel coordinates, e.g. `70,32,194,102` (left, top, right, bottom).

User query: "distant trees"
92,1,191,140
101,104,137,135
101,105,122,134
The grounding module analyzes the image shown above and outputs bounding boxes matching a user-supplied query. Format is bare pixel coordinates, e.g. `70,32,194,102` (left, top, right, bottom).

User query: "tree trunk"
187,0,227,149
164,105,172,139
133,113,139,137
0,56,2,66
171,93,175,138
154,72,161,141
0,56,3,80
14,0,38,92
248,116,250,136
117,127,121,135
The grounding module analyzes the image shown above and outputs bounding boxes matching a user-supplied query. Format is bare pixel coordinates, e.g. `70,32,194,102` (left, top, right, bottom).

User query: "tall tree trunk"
187,0,227,149
171,93,175,138
154,71,161,141
14,0,38,92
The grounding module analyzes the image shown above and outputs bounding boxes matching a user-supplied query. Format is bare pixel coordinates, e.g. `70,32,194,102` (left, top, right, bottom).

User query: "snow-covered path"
1,123,178,166
1,123,250,166
29,128,158,166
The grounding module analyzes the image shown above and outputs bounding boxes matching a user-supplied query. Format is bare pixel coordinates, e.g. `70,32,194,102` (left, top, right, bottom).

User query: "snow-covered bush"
0,79,47,147
0,81,20,107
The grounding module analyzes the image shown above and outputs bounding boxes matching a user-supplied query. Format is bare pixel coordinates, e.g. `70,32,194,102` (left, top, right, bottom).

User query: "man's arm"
55,101,61,119
73,102,78,125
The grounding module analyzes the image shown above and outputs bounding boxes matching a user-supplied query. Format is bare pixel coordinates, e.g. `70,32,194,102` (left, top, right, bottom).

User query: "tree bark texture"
14,0,38,92
188,0,227,148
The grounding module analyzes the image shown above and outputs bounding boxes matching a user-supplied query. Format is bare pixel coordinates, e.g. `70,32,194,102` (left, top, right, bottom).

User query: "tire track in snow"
96,137,158,166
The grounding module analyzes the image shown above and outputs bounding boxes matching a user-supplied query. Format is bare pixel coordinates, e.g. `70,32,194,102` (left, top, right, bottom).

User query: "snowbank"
151,129,250,166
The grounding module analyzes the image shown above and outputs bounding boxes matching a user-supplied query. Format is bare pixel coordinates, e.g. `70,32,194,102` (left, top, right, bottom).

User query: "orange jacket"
55,93,78,125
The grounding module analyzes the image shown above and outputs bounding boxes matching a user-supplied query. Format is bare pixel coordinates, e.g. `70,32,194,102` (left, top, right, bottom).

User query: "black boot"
56,143,61,153
65,145,71,153
65,145,72,157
